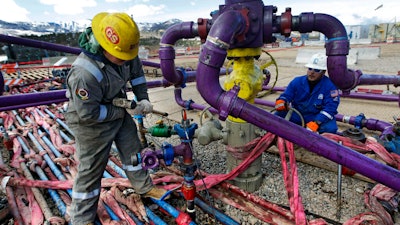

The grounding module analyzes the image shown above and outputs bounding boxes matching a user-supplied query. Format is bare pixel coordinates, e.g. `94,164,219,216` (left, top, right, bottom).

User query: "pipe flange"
280,8,292,37
218,86,240,121
197,18,209,43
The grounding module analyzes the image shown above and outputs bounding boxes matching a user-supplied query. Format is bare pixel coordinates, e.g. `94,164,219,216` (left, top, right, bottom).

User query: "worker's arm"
129,57,149,101
276,78,297,105
67,67,125,123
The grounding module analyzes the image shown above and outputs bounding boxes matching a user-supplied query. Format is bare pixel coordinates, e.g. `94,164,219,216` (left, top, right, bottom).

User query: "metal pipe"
336,164,342,220
0,90,67,109
357,74,400,86
264,85,399,102
159,22,198,86
0,34,81,55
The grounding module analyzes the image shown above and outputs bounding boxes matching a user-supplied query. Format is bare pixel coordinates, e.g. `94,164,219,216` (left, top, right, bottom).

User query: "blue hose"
145,206,168,225
13,130,70,223
151,198,197,225
44,108,74,135
194,197,240,225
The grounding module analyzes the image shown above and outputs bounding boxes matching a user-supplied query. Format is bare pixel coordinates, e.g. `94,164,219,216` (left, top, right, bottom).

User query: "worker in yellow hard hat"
65,12,169,225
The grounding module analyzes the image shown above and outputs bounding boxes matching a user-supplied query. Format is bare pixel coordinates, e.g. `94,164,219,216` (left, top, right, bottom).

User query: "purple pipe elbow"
328,58,362,91
159,22,197,86
174,88,219,114
297,13,360,91
173,143,193,162
197,11,246,118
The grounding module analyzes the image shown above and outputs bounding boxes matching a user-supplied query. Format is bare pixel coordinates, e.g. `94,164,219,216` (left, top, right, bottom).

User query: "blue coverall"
275,75,340,133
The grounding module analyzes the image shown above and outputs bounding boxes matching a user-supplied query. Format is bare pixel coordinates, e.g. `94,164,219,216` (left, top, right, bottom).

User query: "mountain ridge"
0,19,183,37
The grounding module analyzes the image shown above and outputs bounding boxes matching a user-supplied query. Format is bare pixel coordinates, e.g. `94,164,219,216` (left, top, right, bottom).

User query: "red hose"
277,137,307,225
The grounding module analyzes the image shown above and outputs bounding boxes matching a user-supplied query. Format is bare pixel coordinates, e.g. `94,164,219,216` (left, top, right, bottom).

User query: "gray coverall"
65,53,153,224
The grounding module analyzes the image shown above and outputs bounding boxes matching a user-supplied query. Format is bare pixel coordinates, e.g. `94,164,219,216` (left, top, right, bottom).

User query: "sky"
0,0,398,27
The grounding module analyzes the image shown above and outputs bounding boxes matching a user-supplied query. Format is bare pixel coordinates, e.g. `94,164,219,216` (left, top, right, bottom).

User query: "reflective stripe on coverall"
275,75,340,133
65,53,153,224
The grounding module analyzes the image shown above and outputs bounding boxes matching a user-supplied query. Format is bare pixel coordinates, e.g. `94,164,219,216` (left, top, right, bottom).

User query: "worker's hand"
275,99,288,111
112,98,137,109
306,121,319,132
133,99,153,115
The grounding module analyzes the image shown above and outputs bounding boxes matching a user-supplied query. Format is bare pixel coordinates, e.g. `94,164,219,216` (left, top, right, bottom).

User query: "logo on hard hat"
105,27,120,44
313,58,319,65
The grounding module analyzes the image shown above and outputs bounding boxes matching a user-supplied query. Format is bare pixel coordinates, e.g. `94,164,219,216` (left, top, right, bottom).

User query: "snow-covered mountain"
0,19,183,37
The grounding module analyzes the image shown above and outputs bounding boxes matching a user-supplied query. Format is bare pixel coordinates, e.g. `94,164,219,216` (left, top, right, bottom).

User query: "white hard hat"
305,53,327,70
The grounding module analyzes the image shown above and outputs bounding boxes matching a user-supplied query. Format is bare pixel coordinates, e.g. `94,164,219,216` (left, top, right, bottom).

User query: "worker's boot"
143,186,170,200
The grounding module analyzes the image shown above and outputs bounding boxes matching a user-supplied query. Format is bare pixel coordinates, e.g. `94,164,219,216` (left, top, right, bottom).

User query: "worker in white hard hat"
65,12,169,225
274,53,340,133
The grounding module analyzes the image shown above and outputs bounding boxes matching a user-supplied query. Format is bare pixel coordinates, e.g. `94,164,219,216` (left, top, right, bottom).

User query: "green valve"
148,124,175,137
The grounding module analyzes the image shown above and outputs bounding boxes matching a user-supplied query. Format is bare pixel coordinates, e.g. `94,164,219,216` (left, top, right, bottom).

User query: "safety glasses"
308,68,323,73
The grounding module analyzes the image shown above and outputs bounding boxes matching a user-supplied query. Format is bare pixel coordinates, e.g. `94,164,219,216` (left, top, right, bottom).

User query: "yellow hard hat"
92,12,140,60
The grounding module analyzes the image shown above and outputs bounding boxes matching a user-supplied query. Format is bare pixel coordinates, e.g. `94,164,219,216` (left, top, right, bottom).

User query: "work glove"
112,98,137,109
275,99,288,111
306,121,319,132
133,99,153,115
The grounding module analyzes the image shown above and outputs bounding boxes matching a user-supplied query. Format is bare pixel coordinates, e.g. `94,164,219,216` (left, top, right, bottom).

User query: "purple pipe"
358,74,400,86
254,98,394,137
341,92,399,102
264,85,399,102
159,22,198,85
0,71,4,95
195,9,400,191
295,13,361,91
142,61,161,68
336,114,394,137
0,34,81,55
174,88,218,114
0,90,67,108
